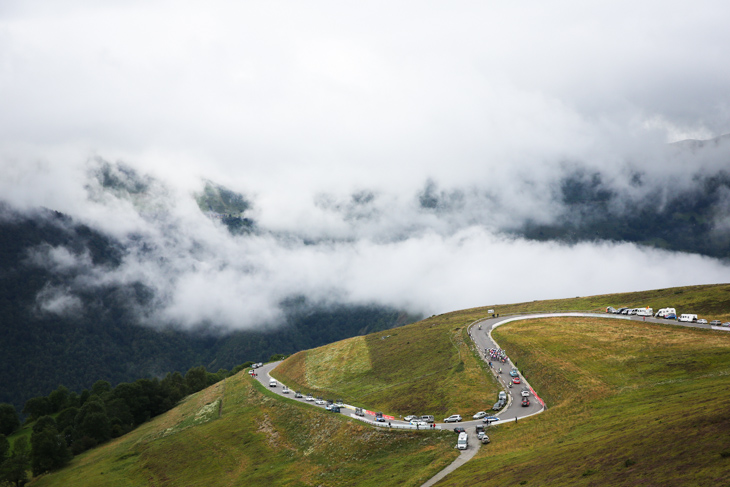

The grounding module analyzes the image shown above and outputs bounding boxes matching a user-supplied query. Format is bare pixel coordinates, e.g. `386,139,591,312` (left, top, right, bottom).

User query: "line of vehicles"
606,306,729,326
270,379,346,413
403,414,435,425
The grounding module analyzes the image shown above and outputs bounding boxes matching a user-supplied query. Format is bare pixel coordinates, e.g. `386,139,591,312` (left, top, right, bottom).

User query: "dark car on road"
493,400,505,411
453,427,466,433
522,397,530,407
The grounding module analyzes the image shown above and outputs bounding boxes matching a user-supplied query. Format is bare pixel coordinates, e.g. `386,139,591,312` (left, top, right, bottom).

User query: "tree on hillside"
0,404,20,436
22,397,51,422
0,434,9,463
105,398,134,438
74,400,110,445
0,436,31,487
47,386,70,413
90,381,112,398
55,407,79,447
55,407,79,434
160,371,188,405
30,416,71,476
185,366,207,393
78,390,91,408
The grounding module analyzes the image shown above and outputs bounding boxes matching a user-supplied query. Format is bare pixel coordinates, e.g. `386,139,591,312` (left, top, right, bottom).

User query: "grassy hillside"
436,317,730,486
23,283,730,486
273,283,730,419
462,282,730,322
29,371,458,487
273,309,501,419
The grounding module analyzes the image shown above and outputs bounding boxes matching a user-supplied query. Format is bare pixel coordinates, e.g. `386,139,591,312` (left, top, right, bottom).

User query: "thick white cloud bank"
1,1,730,329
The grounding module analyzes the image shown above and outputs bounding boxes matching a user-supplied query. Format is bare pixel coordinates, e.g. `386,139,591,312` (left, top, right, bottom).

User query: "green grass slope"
273,284,730,419
273,309,501,419
25,283,730,486
463,282,730,321
436,316,730,486
29,373,458,487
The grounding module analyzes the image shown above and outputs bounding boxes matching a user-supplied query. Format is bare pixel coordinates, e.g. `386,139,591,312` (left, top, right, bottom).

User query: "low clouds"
11,157,730,331
34,284,83,317
1,2,730,330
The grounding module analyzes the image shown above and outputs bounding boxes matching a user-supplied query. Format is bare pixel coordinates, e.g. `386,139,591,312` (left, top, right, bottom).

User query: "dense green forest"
517,170,730,259
0,207,415,412
0,362,248,484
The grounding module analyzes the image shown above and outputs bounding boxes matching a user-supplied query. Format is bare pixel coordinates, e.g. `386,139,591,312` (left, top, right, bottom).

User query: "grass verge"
435,316,730,486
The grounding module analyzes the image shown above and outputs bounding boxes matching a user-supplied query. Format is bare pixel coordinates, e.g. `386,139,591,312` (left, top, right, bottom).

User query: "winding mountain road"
253,311,726,485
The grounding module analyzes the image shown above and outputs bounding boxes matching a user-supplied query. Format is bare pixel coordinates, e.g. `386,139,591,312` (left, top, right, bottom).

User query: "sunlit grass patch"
274,314,501,417
305,335,372,389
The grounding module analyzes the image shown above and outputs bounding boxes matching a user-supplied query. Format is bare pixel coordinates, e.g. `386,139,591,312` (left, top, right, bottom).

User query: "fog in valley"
2,1,730,330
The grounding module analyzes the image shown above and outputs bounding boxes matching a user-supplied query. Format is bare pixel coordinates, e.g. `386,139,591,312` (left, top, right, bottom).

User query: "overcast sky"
2,1,730,329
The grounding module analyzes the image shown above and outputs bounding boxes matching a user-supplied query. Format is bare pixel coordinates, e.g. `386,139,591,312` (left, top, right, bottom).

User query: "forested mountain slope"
0,206,414,411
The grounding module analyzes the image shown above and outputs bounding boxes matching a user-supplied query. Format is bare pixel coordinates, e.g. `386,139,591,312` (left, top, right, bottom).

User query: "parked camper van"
679,314,698,323
635,307,653,317
457,432,468,450
655,308,677,319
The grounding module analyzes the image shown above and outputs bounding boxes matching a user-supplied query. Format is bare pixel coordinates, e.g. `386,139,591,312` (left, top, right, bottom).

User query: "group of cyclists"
486,347,509,367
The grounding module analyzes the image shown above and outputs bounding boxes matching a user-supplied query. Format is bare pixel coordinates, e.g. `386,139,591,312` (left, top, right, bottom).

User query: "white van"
269,378,277,387
457,432,468,450
655,308,677,319
679,314,698,323
635,308,653,317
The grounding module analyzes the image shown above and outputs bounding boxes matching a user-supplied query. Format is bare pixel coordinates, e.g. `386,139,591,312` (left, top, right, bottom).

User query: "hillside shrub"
0,404,19,436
